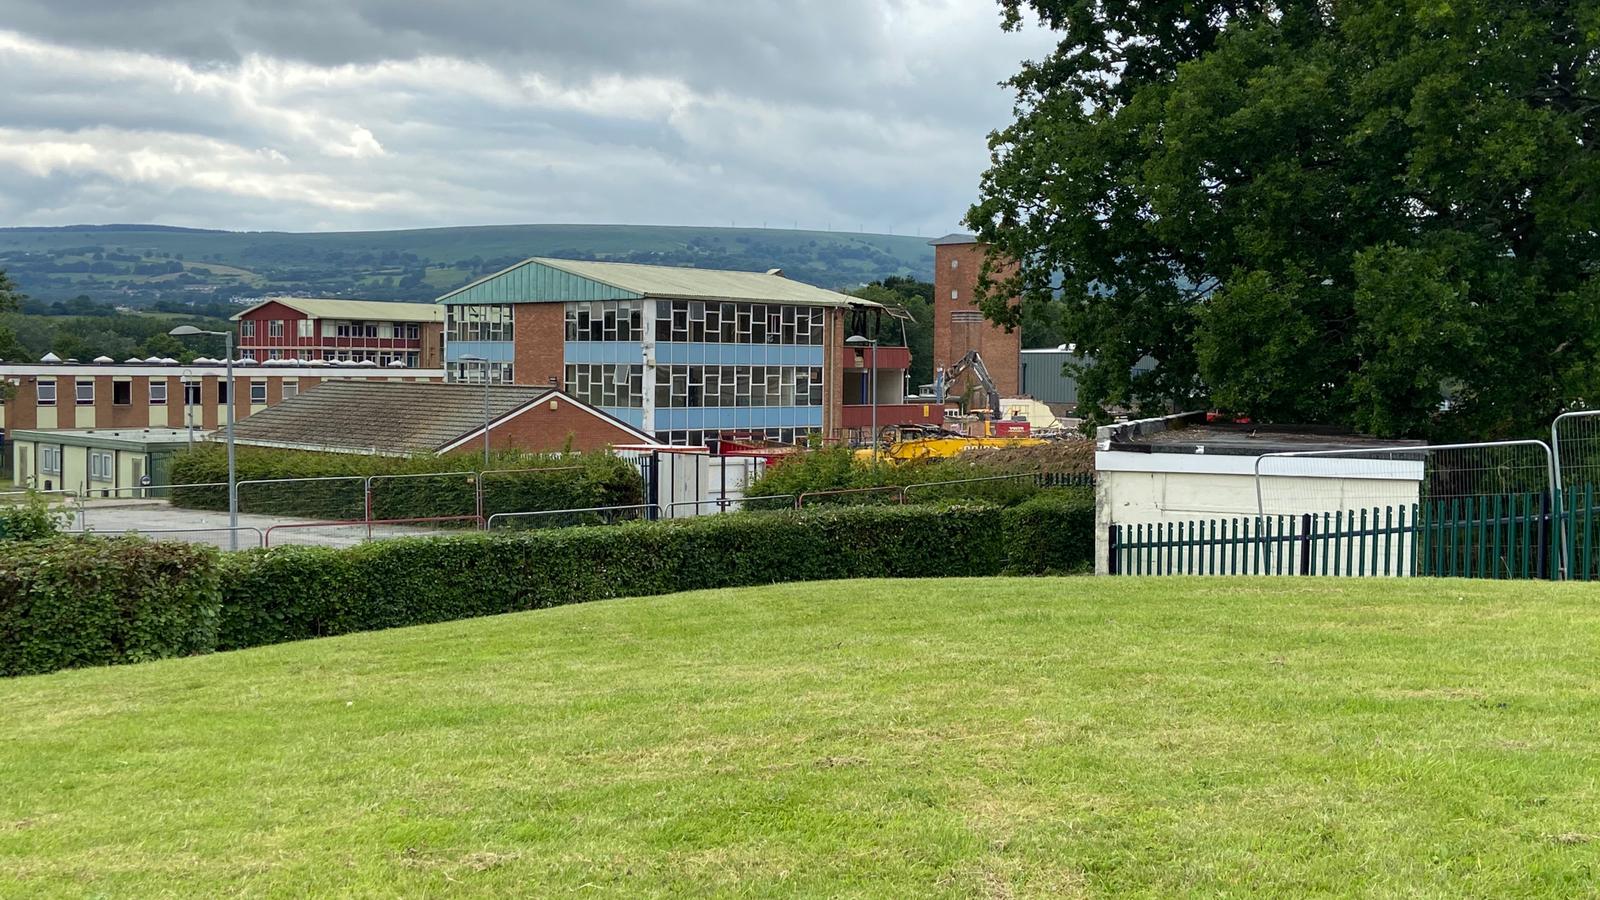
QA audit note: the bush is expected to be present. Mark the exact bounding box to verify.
[1002,490,1096,575]
[167,445,643,523]
[0,492,72,542]
[745,444,1091,509]
[217,505,1006,650]
[0,537,221,676]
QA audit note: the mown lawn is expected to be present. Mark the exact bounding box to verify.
[3,577,1600,897]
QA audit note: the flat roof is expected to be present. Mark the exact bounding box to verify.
[1099,412,1424,457]
[10,427,204,450]
[0,363,445,378]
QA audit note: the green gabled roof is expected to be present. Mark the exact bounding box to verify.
[437,257,868,308]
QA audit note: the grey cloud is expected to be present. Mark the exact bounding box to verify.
[0,1,1057,234]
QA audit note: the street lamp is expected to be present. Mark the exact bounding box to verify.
[457,354,491,467]
[169,325,237,549]
[845,334,879,468]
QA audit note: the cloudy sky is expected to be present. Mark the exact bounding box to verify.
[0,1,1055,235]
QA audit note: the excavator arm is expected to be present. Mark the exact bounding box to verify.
[936,350,1001,417]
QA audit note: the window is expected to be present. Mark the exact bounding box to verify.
[564,300,642,343]
[184,380,202,405]
[950,258,959,269]
[268,320,284,338]
[378,322,394,339]
[655,365,822,408]
[89,451,114,483]
[951,310,984,323]
[448,305,515,342]
[951,290,959,300]
[112,381,132,405]
[37,380,56,406]
[655,301,822,346]
[40,445,61,475]
[217,380,229,405]
[240,320,256,338]
[282,380,298,401]
[563,364,644,408]
[406,324,420,340]
[76,380,94,405]
[250,381,267,404]
[267,349,283,360]
[297,319,314,338]
[149,381,167,405]
[448,360,514,384]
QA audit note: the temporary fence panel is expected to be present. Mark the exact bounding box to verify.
[238,475,367,521]
[486,504,661,530]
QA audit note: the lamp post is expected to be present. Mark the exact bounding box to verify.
[169,326,237,549]
[845,334,879,468]
[458,354,491,467]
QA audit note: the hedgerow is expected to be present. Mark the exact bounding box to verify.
[1002,491,1097,575]
[167,444,643,522]
[0,537,220,676]
[745,444,1092,508]
[216,504,1008,649]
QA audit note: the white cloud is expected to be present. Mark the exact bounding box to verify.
[0,3,1057,233]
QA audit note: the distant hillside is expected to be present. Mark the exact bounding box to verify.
[0,224,938,307]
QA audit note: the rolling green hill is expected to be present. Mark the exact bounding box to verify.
[0,224,938,307]
[4,576,1599,895]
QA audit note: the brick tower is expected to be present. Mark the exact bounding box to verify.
[930,234,1021,398]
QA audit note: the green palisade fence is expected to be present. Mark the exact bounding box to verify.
[1109,488,1599,579]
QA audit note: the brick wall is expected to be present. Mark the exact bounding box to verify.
[512,304,565,388]
[932,241,1022,397]
[458,395,642,454]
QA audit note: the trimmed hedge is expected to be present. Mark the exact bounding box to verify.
[1002,491,1096,575]
[0,537,221,676]
[745,444,1090,509]
[168,444,643,523]
[217,505,1006,650]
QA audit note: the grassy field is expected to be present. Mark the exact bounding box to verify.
[4,577,1600,896]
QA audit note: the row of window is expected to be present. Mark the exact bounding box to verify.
[656,365,825,409]
[565,364,644,409]
[35,447,118,481]
[447,305,514,342]
[36,379,276,406]
[240,320,422,340]
[565,300,645,343]
[446,360,515,384]
[654,427,820,448]
[656,301,826,346]
[245,349,420,366]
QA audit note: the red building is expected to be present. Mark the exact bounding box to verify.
[231,298,445,368]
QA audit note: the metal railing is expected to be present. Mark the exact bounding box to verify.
[73,525,267,549]
[664,495,796,516]
[264,515,485,547]
[796,486,906,508]
[486,505,662,530]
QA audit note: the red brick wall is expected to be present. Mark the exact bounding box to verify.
[932,242,1022,397]
[512,304,564,387]
[451,395,641,454]
[824,307,845,440]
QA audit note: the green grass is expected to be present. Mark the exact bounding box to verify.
[4,577,1600,896]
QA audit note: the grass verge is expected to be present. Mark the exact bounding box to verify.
[3,577,1599,896]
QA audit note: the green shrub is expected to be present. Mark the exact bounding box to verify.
[745,445,1090,509]
[217,505,1005,650]
[0,492,72,542]
[0,537,221,676]
[1002,490,1097,575]
[168,445,643,522]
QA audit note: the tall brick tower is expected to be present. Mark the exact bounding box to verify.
[930,234,1021,398]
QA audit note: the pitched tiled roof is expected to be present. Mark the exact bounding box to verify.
[226,381,563,455]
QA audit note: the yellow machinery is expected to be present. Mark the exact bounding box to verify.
[853,425,1047,464]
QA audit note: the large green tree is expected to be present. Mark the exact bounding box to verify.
[968,0,1600,438]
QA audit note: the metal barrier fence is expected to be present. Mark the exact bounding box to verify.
[664,495,796,516]
[74,526,267,550]
[264,515,485,547]
[485,505,662,530]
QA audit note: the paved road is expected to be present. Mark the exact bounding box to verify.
[68,500,447,549]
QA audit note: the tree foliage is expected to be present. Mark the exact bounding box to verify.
[969,0,1600,438]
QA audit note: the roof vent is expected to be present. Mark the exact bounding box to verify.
[765,268,785,277]
[144,356,163,364]
[93,355,114,364]
[124,357,144,364]
[39,352,60,363]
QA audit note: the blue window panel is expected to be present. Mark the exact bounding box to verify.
[563,342,644,365]
[654,407,822,431]
[654,343,824,367]
[597,407,646,429]
[444,340,515,363]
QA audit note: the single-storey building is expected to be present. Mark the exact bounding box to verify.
[1095,412,1425,574]
[11,427,200,496]
[223,380,660,456]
